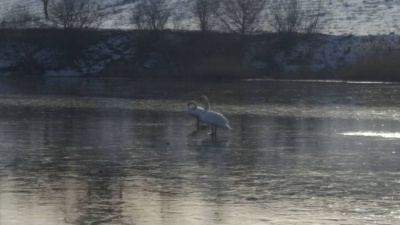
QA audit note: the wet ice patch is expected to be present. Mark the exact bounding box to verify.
[341,132,400,139]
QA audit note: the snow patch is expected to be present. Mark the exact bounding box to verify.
[0,59,13,68]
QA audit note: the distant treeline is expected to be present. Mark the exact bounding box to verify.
[1,0,326,38]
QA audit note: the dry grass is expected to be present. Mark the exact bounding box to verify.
[173,57,254,79]
[126,31,258,79]
[336,53,400,81]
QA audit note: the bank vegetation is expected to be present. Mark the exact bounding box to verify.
[0,0,399,81]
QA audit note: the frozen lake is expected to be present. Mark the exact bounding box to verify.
[0,78,399,224]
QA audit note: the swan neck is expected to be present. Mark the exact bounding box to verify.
[203,98,210,112]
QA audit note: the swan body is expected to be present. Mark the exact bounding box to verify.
[186,101,204,126]
[200,110,231,129]
[199,95,231,136]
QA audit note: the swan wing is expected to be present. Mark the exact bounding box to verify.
[200,110,230,128]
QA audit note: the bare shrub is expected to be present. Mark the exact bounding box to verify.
[131,0,172,31]
[188,0,220,32]
[267,0,326,35]
[170,1,189,30]
[266,0,326,52]
[217,0,267,39]
[49,0,105,29]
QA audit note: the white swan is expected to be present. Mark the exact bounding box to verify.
[186,100,205,127]
[199,95,231,136]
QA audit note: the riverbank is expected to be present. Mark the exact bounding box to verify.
[0,29,399,81]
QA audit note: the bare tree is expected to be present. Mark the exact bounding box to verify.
[268,0,325,35]
[39,0,51,19]
[49,0,105,29]
[170,0,189,30]
[131,0,171,31]
[217,0,267,39]
[188,0,219,32]
[302,0,325,35]
[0,5,38,29]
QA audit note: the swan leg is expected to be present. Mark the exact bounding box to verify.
[209,126,215,136]
[212,127,217,140]
[196,118,200,128]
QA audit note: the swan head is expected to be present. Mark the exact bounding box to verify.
[199,95,208,102]
[187,101,198,109]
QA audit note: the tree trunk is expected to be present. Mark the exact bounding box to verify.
[44,4,49,19]
[42,0,49,19]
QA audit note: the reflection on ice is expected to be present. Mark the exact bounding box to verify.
[342,132,400,139]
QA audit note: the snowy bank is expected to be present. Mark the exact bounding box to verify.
[0,29,399,79]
